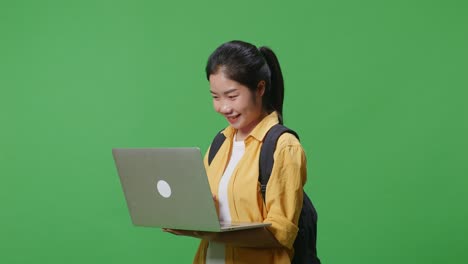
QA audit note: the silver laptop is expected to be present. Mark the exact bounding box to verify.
[112,147,270,232]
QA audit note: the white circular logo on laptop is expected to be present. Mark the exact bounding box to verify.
[157,180,172,198]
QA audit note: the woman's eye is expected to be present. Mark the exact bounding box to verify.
[229,95,238,99]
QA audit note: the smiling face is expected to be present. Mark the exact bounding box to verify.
[209,71,267,141]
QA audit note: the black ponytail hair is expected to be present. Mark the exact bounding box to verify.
[205,40,285,124]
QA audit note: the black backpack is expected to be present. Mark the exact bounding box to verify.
[208,124,321,264]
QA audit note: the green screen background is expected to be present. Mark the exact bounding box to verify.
[1,0,467,263]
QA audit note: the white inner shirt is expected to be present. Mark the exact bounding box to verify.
[206,135,245,264]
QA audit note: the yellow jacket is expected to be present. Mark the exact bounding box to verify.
[193,112,307,264]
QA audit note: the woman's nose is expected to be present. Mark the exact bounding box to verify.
[219,103,232,114]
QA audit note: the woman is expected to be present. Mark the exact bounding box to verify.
[165,40,307,264]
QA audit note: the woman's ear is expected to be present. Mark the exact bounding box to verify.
[257,80,266,97]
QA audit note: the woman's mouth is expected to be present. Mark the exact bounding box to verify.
[226,114,240,124]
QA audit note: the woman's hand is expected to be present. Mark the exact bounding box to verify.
[162,228,217,240]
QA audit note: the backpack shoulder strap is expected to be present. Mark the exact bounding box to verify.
[259,124,299,200]
[208,129,226,166]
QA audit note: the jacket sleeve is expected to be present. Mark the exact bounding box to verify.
[263,133,307,249]
[203,145,210,170]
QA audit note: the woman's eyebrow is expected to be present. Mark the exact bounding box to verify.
[223,88,237,95]
[210,88,238,95]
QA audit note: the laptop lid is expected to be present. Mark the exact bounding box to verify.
[112,148,223,232]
